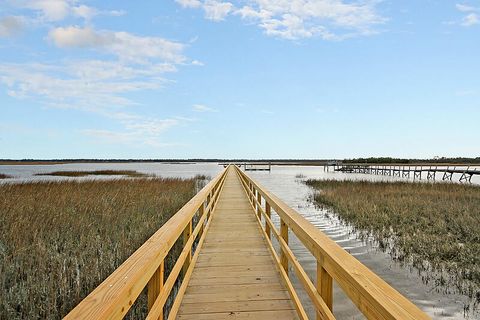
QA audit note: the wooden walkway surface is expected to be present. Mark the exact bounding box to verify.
[177,168,298,319]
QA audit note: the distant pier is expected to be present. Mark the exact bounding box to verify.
[221,162,272,171]
[327,163,480,183]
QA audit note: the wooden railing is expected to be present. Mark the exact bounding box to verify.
[65,166,229,320]
[234,166,430,320]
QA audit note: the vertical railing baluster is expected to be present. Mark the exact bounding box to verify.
[280,219,288,274]
[257,192,261,219]
[198,202,205,237]
[206,193,212,220]
[317,256,333,316]
[147,261,164,316]
[265,202,271,240]
[182,220,192,276]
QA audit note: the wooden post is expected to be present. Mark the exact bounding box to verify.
[280,219,288,273]
[198,203,205,236]
[182,221,192,276]
[317,257,333,316]
[148,261,164,315]
[265,202,271,239]
[257,192,261,219]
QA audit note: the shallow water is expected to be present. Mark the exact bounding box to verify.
[247,167,478,319]
[0,162,478,319]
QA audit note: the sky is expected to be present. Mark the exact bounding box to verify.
[0,0,479,159]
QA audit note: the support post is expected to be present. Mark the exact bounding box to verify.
[182,221,192,276]
[280,219,288,274]
[148,261,164,315]
[257,192,261,219]
[265,202,271,240]
[317,257,333,316]
[206,193,212,220]
[198,203,205,237]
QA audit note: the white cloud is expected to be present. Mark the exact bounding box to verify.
[176,0,233,21]
[48,26,109,47]
[48,26,186,63]
[0,61,189,147]
[176,0,385,40]
[203,0,233,21]
[82,112,187,148]
[175,0,202,8]
[0,60,176,111]
[455,3,480,27]
[71,5,98,20]
[193,104,217,112]
[462,13,479,26]
[0,16,24,37]
[191,59,205,66]
[9,0,125,22]
[456,4,477,12]
[1,2,193,149]
[21,0,71,21]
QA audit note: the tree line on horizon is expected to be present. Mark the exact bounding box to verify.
[1,157,479,164]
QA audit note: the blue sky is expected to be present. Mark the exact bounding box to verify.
[0,0,479,159]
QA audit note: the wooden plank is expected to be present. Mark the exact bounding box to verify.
[177,310,299,319]
[180,290,291,304]
[185,283,286,294]
[191,264,277,272]
[190,270,278,279]
[179,299,295,314]
[188,275,282,285]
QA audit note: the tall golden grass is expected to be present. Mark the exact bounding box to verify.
[35,170,149,177]
[0,177,197,319]
[306,179,480,301]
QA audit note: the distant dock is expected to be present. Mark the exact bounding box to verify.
[221,162,272,171]
[327,163,480,183]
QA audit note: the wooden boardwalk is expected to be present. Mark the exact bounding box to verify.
[66,165,430,320]
[177,169,298,319]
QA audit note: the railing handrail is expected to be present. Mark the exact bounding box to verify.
[234,166,430,320]
[65,166,229,319]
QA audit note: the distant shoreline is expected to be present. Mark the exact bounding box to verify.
[1,157,479,166]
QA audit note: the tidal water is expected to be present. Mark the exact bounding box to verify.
[0,162,478,319]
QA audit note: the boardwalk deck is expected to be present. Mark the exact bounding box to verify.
[66,165,430,320]
[176,169,298,319]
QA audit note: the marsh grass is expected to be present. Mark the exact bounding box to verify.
[0,177,197,319]
[35,170,149,177]
[0,173,12,179]
[305,179,480,301]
